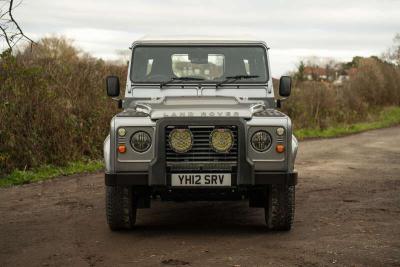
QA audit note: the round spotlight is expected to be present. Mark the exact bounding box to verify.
[169,128,193,153]
[251,130,272,152]
[210,128,234,153]
[130,131,152,152]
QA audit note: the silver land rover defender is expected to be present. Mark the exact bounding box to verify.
[104,36,298,231]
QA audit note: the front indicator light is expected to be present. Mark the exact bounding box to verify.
[118,144,126,153]
[276,144,285,153]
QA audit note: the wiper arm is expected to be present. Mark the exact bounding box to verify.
[160,77,205,88]
[216,75,259,88]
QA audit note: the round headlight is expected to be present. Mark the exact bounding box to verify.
[210,128,234,153]
[276,127,285,136]
[130,131,152,152]
[251,130,272,152]
[169,128,193,153]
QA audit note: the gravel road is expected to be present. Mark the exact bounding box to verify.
[1,127,399,267]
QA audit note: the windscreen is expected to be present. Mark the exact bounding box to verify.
[131,46,268,83]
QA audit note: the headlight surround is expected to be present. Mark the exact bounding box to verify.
[210,128,234,153]
[251,130,272,152]
[169,128,193,153]
[130,131,152,152]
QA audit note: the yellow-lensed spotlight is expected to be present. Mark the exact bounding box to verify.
[169,128,193,153]
[210,128,234,153]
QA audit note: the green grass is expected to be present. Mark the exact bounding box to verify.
[0,160,104,188]
[295,106,400,140]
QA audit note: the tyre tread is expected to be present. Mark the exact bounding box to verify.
[265,184,295,231]
[106,186,136,230]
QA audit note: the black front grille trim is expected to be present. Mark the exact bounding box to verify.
[149,117,253,186]
[166,125,239,163]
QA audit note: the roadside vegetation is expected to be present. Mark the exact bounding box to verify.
[295,106,400,139]
[0,159,103,187]
[0,38,125,177]
[1,35,399,186]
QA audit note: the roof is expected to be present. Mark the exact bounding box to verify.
[133,35,267,45]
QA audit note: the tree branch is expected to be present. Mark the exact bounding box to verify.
[0,0,35,50]
[8,0,35,44]
[0,24,11,49]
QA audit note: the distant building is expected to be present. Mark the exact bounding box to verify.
[302,65,358,85]
[333,75,349,86]
[303,67,329,81]
[333,68,357,86]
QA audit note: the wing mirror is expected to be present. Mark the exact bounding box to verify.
[279,76,292,97]
[106,75,120,97]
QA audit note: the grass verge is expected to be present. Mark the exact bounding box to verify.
[295,106,400,140]
[0,160,103,188]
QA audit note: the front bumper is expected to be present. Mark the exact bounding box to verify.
[105,171,297,187]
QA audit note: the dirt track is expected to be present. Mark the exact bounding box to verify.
[1,127,400,267]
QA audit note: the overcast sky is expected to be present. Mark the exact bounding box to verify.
[10,0,400,76]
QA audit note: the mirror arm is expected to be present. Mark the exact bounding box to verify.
[112,97,123,109]
[276,97,288,109]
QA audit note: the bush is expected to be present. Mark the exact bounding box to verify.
[281,57,400,130]
[0,37,126,174]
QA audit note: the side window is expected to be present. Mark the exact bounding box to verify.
[145,59,154,75]
[243,59,250,75]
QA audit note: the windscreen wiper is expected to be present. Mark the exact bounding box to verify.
[160,77,205,88]
[216,75,259,88]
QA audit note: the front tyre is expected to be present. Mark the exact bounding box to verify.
[265,184,295,231]
[106,186,137,230]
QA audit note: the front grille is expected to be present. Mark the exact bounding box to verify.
[165,125,238,164]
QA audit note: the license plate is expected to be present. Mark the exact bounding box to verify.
[171,173,231,186]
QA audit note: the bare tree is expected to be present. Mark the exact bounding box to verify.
[0,0,35,51]
[383,33,400,65]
